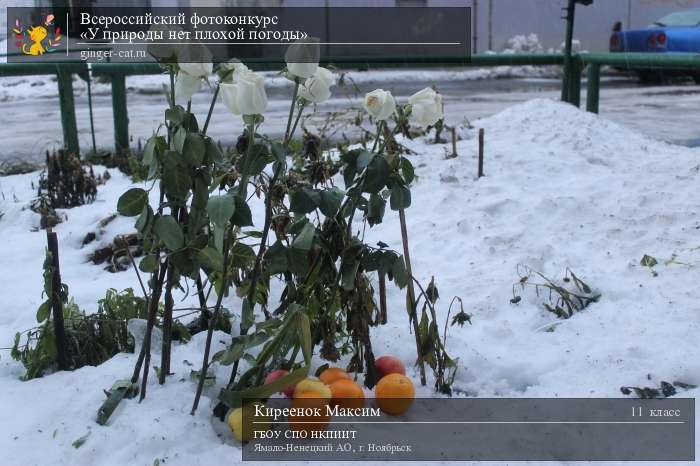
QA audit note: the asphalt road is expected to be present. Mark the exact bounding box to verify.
[2,73,700,163]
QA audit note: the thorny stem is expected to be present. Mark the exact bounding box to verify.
[398,208,427,386]
[190,223,234,414]
[371,120,386,153]
[224,89,304,392]
[138,262,168,401]
[192,120,257,414]
[284,79,300,145]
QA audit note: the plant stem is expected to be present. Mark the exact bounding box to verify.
[223,92,303,392]
[284,79,300,145]
[203,69,234,136]
[138,261,168,401]
[289,102,306,141]
[398,208,427,386]
[192,120,256,414]
[159,264,175,384]
[190,224,234,414]
[202,85,220,136]
[371,121,385,153]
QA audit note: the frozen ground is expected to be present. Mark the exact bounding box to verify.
[0,98,698,465]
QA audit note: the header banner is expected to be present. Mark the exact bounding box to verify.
[6,6,472,64]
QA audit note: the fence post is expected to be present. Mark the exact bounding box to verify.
[56,67,79,156]
[561,0,576,103]
[111,73,130,153]
[46,229,68,370]
[569,58,582,108]
[478,128,485,177]
[586,63,601,114]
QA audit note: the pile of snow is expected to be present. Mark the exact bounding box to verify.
[1,99,699,465]
[501,33,546,54]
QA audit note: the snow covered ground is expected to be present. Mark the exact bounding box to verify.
[1,98,699,465]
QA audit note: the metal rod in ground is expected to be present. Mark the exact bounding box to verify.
[86,64,97,156]
[398,208,427,386]
[478,128,485,178]
[46,229,68,370]
[378,272,387,325]
[451,127,458,158]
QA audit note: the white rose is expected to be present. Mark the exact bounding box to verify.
[285,38,320,79]
[220,82,241,115]
[220,70,268,116]
[298,67,335,103]
[408,87,443,127]
[363,89,396,121]
[219,60,249,82]
[177,43,213,77]
[178,62,212,79]
[175,72,202,105]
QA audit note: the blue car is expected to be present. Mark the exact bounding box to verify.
[609,9,700,82]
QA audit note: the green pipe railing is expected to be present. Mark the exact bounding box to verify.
[578,52,700,114]
[1,51,698,154]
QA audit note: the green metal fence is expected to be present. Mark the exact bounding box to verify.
[0,52,698,155]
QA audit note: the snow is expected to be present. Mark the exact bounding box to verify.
[1,98,699,465]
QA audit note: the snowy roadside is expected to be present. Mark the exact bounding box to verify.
[1,99,699,466]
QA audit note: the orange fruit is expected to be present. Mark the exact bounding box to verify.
[289,391,330,434]
[329,379,365,409]
[319,367,351,385]
[375,373,415,415]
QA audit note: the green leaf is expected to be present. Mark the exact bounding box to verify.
[142,136,166,168]
[117,188,148,217]
[213,224,225,254]
[289,188,320,214]
[183,133,206,167]
[230,243,256,268]
[173,127,187,153]
[165,106,185,125]
[207,195,235,227]
[243,114,264,126]
[36,300,50,323]
[362,155,390,194]
[218,367,308,409]
[296,312,312,365]
[135,205,154,234]
[162,152,191,202]
[367,193,386,225]
[264,241,289,275]
[291,222,315,251]
[319,187,344,217]
[357,151,374,170]
[139,254,157,273]
[400,157,415,184]
[197,246,224,273]
[390,183,411,211]
[340,256,360,291]
[392,255,408,289]
[270,141,286,163]
[205,139,223,164]
[154,215,184,251]
[241,298,254,334]
[240,143,269,177]
[231,194,253,227]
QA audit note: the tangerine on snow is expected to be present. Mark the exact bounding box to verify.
[319,367,351,385]
[374,373,415,415]
[329,379,365,409]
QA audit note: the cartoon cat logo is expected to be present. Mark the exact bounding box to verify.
[13,14,62,56]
